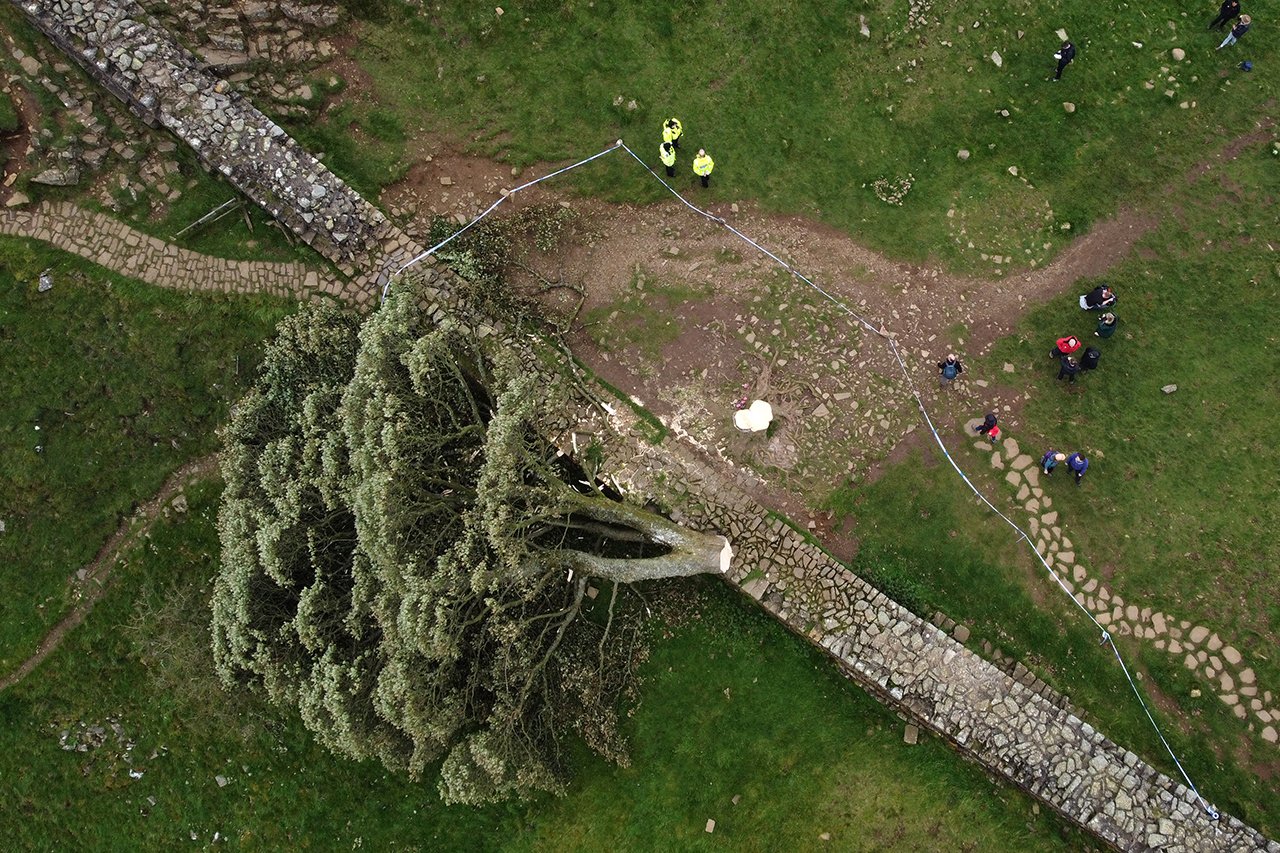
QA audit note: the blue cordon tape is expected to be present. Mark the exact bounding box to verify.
[391,140,1219,820]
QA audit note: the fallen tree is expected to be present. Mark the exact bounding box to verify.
[212,286,729,803]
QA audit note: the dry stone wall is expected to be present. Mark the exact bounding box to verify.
[590,403,1277,853]
[12,0,1277,845]
[9,0,422,303]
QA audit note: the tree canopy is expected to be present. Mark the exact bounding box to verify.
[211,286,729,803]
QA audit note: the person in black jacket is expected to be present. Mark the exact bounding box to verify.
[1209,0,1242,31]
[1081,347,1101,371]
[1217,15,1252,49]
[1053,40,1076,81]
[1057,355,1081,384]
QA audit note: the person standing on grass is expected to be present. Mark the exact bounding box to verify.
[1052,40,1076,81]
[1066,451,1089,485]
[1057,355,1081,384]
[1209,0,1242,30]
[1080,284,1116,310]
[1081,346,1101,371]
[1095,312,1118,339]
[937,354,964,389]
[662,117,683,149]
[1217,15,1252,49]
[1050,335,1082,359]
[659,141,677,178]
[1041,449,1067,475]
[693,148,715,188]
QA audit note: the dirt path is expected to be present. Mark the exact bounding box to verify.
[376,137,1168,533]
[0,454,218,693]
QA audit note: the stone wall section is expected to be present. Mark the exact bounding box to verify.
[11,0,1277,845]
[10,0,423,304]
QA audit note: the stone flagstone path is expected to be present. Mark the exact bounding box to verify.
[968,420,1279,746]
[0,200,344,301]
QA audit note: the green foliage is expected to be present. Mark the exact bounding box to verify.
[212,290,723,804]
[0,236,289,671]
[1,490,1094,850]
[428,203,581,289]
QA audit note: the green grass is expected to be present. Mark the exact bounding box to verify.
[822,142,1280,831]
[981,139,1280,690]
[0,89,18,134]
[345,1,1278,273]
[826,455,1280,835]
[280,102,409,201]
[583,272,713,359]
[0,237,293,672]
[0,479,1099,851]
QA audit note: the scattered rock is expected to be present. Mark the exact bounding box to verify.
[1007,166,1018,176]
[1063,102,1075,114]
[705,819,716,833]
[1056,28,1069,41]
[903,724,919,745]
[38,269,53,293]
[990,50,1003,68]
[957,149,971,161]
[215,775,229,787]
[31,165,81,187]
[439,176,453,186]
[1171,48,1185,61]
[953,624,970,643]
[5,192,30,208]
[1161,384,1177,394]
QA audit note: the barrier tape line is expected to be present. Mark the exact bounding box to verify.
[382,138,1218,818]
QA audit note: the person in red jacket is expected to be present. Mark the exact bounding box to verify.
[1050,335,1082,359]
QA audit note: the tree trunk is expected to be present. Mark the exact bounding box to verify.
[549,489,732,583]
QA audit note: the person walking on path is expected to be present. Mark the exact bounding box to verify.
[1050,335,1082,359]
[1217,15,1252,49]
[1209,0,1242,30]
[1066,452,1089,485]
[1081,346,1101,371]
[1052,40,1076,81]
[1095,312,1118,339]
[659,141,677,178]
[693,149,715,188]
[662,117,683,149]
[1080,284,1117,311]
[937,354,964,388]
[1041,449,1067,475]
[1057,355,1082,384]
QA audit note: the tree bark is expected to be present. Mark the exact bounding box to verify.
[547,489,732,583]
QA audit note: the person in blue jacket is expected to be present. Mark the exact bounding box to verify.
[1066,452,1089,485]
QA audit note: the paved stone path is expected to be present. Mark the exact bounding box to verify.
[0,200,343,301]
[969,422,1279,746]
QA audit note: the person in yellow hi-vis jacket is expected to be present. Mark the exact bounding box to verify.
[659,141,677,177]
[662,117,683,149]
[693,148,714,188]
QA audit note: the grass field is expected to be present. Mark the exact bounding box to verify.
[0,237,292,672]
[825,133,1280,834]
[0,479,1100,851]
[343,0,1277,274]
